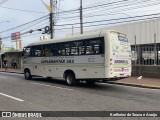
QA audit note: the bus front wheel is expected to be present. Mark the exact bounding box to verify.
[65,73,77,86]
[24,70,32,80]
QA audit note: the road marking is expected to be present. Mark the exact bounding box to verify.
[0,93,24,102]
[32,82,73,91]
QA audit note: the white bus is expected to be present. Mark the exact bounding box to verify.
[21,30,131,85]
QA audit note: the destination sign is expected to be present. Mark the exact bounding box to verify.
[41,59,74,64]
[114,60,128,64]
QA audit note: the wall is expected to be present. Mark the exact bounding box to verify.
[3,51,22,69]
[132,65,160,78]
[107,18,160,45]
[85,18,160,45]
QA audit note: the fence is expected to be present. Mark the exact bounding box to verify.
[131,44,160,65]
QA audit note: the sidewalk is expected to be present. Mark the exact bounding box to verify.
[0,68,22,74]
[0,68,160,89]
[107,77,160,90]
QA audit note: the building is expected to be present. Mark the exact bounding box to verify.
[105,18,160,78]
[82,18,160,78]
[106,18,160,66]
[0,46,21,69]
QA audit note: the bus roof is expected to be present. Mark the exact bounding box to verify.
[26,30,124,47]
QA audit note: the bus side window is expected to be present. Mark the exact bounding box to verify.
[94,44,100,54]
[50,43,59,56]
[42,45,52,57]
[78,46,85,55]
[70,42,78,55]
[56,43,65,56]
[35,50,41,56]
[70,41,85,55]
[99,38,104,54]
[90,38,104,54]
[71,46,77,55]
[24,47,31,57]
[86,46,92,54]
[86,40,93,55]
[78,40,85,55]
[64,43,70,56]
[32,46,42,57]
[43,49,51,57]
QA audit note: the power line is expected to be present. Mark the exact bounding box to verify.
[54,0,61,25]
[56,0,130,16]
[0,5,45,13]
[82,1,160,19]
[0,0,8,5]
[54,15,160,30]
[54,12,160,27]
[83,0,156,16]
[1,28,44,40]
[54,0,146,20]
[19,17,49,33]
[54,0,128,16]
[2,0,160,40]
[0,14,49,34]
[83,0,129,10]
[2,12,160,40]
[56,0,160,23]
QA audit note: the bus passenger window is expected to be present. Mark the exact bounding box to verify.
[94,45,100,54]
[32,46,42,57]
[89,38,104,54]
[86,46,92,54]
[79,46,85,55]
[43,49,51,57]
[71,47,78,55]
[65,47,70,55]
[50,44,59,56]
[35,50,41,56]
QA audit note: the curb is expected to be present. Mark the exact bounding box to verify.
[107,82,160,90]
[0,70,23,74]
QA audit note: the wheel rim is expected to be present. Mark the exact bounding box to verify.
[66,75,73,85]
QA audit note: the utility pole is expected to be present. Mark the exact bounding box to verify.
[134,35,137,65]
[0,36,2,51]
[50,0,54,39]
[154,33,157,65]
[80,0,83,34]
[72,26,74,35]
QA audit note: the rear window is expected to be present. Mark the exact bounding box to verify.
[118,36,128,42]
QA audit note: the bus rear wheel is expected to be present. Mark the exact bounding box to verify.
[24,70,32,80]
[65,73,78,86]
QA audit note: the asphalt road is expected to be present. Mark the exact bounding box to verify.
[0,72,160,120]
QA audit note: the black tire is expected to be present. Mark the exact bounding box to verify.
[86,80,96,85]
[65,73,78,86]
[46,77,52,80]
[24,70,32,80]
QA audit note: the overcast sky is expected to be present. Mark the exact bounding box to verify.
[0,0,160,48]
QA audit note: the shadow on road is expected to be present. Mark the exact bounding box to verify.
[26,77,115,90]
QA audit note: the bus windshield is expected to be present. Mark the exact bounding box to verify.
[23,47,31,56]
